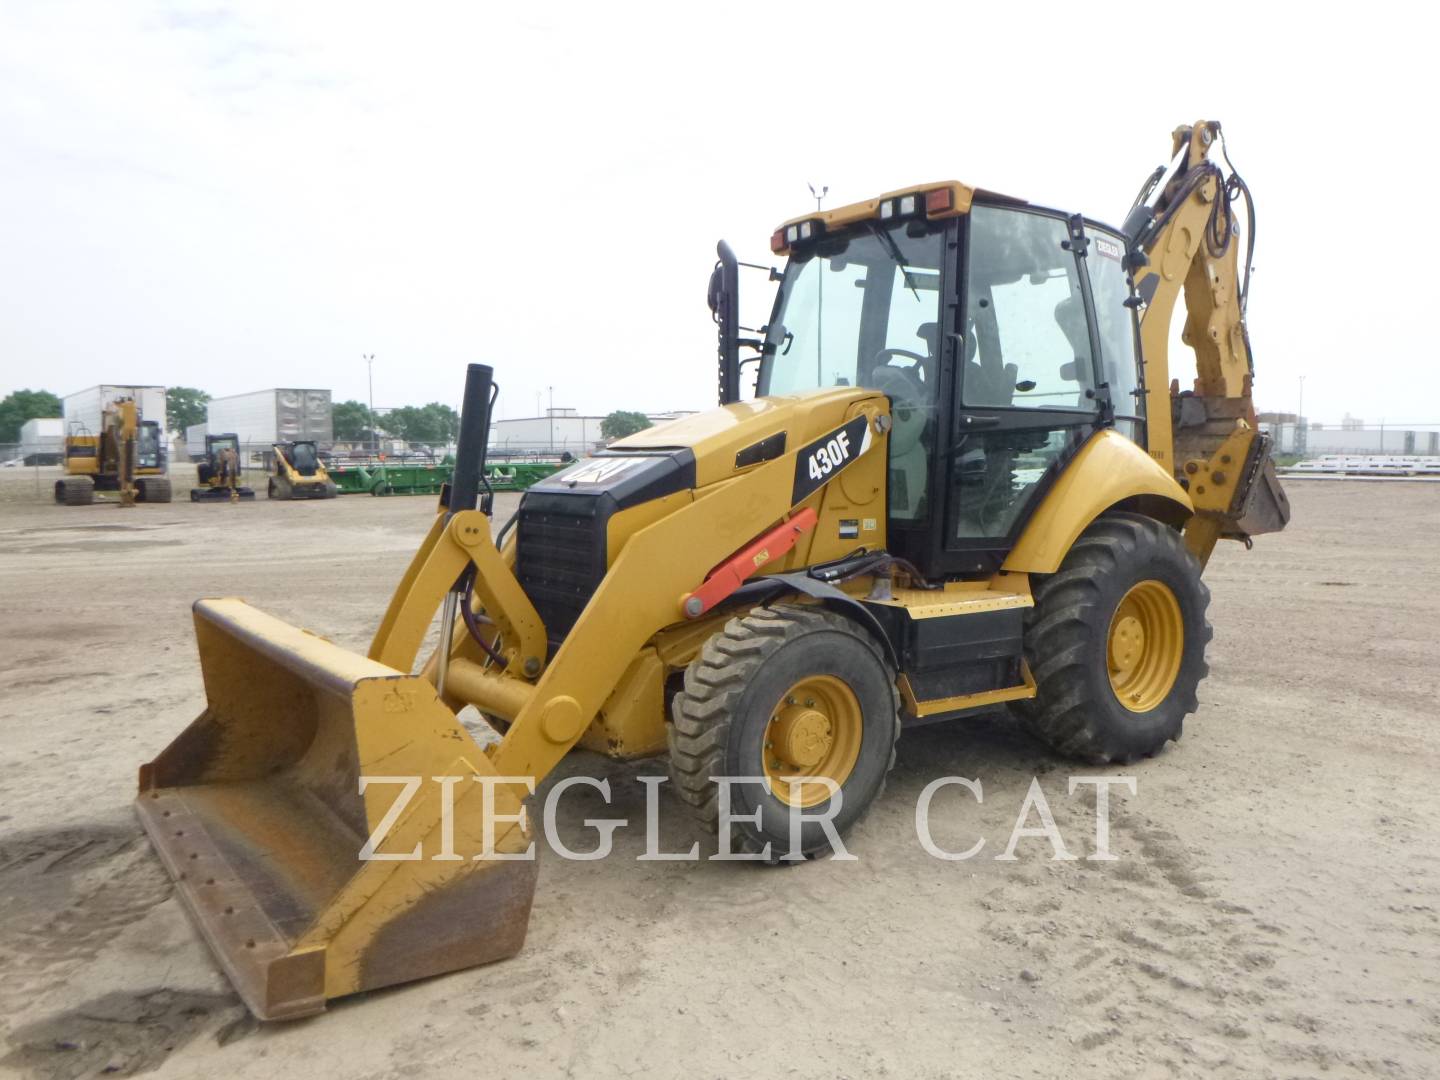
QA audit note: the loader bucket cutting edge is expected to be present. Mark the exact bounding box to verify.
[136,597,538,1021]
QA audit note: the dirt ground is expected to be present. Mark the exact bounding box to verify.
[0,469,1436,1080]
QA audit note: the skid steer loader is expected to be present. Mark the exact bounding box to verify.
[138,120,1288,1020]
[267,440,338,500]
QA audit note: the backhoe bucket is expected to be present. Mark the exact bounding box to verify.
[136,598,538,1020]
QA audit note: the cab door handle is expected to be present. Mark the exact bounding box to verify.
[961,415,1001,429]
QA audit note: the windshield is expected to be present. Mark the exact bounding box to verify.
[290,442,319,473]
[758,219,945,523]
[137,423,161,468]
[759,220,945,402]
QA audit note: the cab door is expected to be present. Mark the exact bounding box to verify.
[940,204,1104,574]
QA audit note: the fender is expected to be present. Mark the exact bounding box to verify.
[1002,429,1193,575]
[730,570,901,670]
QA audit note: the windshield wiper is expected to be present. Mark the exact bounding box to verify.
[865,222,920,301]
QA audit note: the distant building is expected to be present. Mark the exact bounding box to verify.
[490,408,605,456]
[1264,420,1440,456]
[489,408,702,456]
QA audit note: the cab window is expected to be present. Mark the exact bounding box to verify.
[963,207,1097,411]
[1086,227,1143,423]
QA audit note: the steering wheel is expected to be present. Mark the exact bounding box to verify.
[870,347,929,406]
[869,348,931,453]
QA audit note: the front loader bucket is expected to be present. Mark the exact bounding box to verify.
[137,598,538,1020]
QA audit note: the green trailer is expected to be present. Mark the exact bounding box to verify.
[329,459,563,496]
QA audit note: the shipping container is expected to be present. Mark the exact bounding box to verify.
[62,385,168,442]
[205,389,332,451]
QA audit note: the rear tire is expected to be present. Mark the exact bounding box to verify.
[1020,512,1211,764]
[668,604,900,862]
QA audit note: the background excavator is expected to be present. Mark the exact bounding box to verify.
[137,120,1287,1020]
[191,433,256,502]
[55,397,172,506]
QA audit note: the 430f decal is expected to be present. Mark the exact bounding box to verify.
[791,416,873,504]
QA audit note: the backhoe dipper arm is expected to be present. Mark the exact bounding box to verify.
[1124,120,1289,564]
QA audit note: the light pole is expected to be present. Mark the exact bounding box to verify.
[1296,375,1306,456]
[364,354,376,457]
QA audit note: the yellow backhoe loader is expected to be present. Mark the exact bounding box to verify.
[138,120,1288,1020]
[56,397,172,506]
[267,440,338,500]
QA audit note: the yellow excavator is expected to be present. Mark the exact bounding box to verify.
[56,397,172,506]
[137,121,1288,1019]
[190,433,256,502]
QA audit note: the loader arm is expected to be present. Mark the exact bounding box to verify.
[372,402,888,798]
[1126,120,1289,564]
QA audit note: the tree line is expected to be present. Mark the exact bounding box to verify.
[3,388,656,447]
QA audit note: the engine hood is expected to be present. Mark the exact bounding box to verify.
[611,387,883,487]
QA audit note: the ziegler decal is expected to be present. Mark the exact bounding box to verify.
[791,417,873,504]
[1094,236,1123,261]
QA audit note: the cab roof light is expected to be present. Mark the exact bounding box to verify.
[880,194,921,221]
[925,187,954,214]
[776,219,823,252]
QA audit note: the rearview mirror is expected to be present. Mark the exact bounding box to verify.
[1059,361,1077,381]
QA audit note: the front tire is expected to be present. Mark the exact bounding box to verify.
[668,604,900,862]
[1020,512,1211,764]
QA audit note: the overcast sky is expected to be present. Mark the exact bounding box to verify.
[1,2,1433,428]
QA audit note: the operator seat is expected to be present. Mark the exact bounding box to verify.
[961,317,1018,407]
[871,323,939,521]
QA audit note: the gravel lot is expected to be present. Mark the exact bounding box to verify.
[0,471,1436,1079]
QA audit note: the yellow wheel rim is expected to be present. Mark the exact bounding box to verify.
[762,674,863,807]
[1107,579,1184,713]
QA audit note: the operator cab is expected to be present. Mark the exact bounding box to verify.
[137,421,163,470]
[751,188,1144,577]
[280,440,322,476]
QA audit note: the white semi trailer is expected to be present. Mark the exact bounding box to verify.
[62,385,168,443]
[205,389,332,458]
